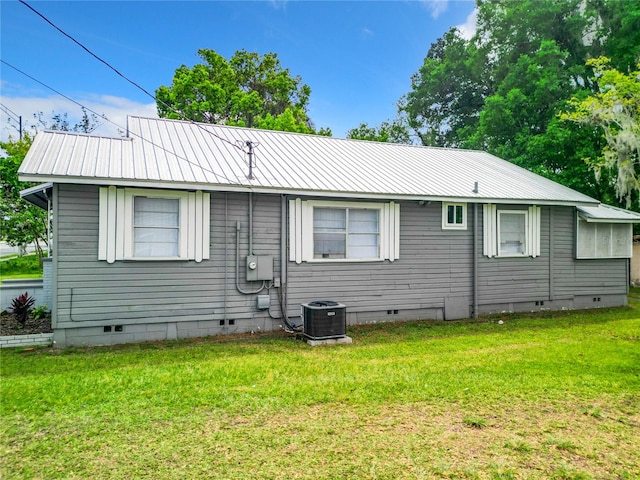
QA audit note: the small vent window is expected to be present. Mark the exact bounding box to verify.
[442,202,467,230]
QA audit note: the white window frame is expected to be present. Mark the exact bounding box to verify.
[99,186,210,263]
[442,202,467,230]
[289,199,400,263]
[576,218,632,259]
[483,204,541,258]
[497,210,528,257]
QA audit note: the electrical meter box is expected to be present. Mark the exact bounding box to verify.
[246,255,274,281]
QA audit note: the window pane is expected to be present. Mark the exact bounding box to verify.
[455,205,463,224]
[314,208,346,258]
[134,197,179,227]
[349,209,378,233]
[314,233,346,258]
[348,234,379,258]
[134,228,179,257]
[314,208,346,231]
[348,209,379,258]
[134,197,180,257]
[447,205,455,224]
[499,213,526,255]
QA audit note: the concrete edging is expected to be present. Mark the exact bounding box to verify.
[0,333,53,349]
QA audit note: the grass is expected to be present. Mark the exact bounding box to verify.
[0,253,43,280]
[1,303,639,479]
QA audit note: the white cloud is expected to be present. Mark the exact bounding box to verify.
[0,94,157,142]
[421,0,448,19]
[455,8,478,40]
[362,27,374,37]
[268,0,288,10]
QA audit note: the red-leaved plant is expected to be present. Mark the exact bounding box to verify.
[10,292,36,326]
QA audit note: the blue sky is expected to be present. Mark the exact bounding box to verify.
[1,0,477,141]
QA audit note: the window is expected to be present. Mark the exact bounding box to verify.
[99,187,210,263]
[133,197,180,257]
[576,218,632,259]
[289,199,400,263]
[442,202,467,230]
[313,207,379,259]
[498,211,527,256]
[483,204,541,258]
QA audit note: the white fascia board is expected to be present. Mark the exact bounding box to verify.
[579,216,640,223]
[18,174,600,207]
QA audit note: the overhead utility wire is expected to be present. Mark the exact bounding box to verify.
[0,102,21,122]
[1,59,240,185]
[19,0,245,152]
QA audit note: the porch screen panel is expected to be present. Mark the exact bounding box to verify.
[612,224,631,257]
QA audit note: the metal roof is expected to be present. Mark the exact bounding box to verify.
[19,115,600,205]
[578,204,640,223]
[20,182,52,209]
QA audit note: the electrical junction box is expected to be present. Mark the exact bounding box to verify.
[246,255,274,282]
[256,294,270,310]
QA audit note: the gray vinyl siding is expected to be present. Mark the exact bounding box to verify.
[286,201,474,320]
[476,206,551,305]
[551,206,628,298]
[52,186,630,345]
[54,185,283,333]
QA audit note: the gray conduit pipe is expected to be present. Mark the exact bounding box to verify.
[235,221,265,295]
[473,203,478,318]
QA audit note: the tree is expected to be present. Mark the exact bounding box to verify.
[156,49,316,133]
[0,134,48,260]
[562,58,640,207]
[399,0,640,206]
[346,118,411,144]
[33,107,104,134]
[0,109,106,262]
[402,28,487,147]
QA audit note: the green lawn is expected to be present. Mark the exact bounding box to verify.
[1,303,639,479]
[0,253,43,280]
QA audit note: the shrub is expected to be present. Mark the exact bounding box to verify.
[32,305,49,320]
[9,292,36,326]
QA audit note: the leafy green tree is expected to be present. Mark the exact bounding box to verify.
[156,49,316,133]
[402,28,486,147]
[400,0,639,206]
[0,134,48,260]
[346,118,411,144]
[594,1,640,73]
[562,58,640,207]
[0,109,104,262]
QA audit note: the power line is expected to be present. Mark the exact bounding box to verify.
[1,59,241,185]
[0,102,24,139]
[19,0,244,152]
[0,102,21,121]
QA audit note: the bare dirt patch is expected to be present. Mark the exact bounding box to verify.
[0,311,52,336]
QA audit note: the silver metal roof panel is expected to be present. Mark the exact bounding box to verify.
[19,116,601,206]
[578,204,640,223]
